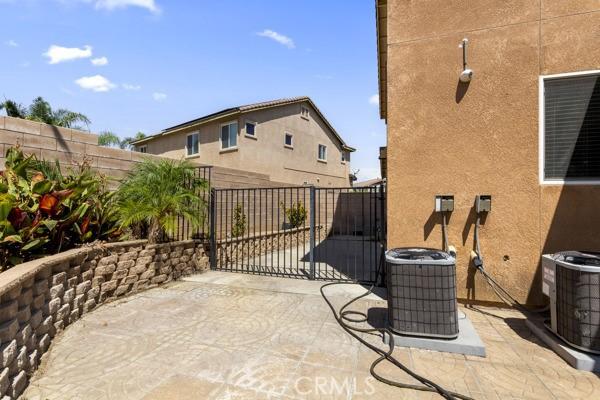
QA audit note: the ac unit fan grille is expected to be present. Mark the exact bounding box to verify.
[387,263,458,337]
[556,265,600,352]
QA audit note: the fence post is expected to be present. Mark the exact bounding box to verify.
[209,188,217,270]
[309,185,316,280]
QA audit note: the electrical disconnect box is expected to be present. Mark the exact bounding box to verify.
[435,195,454,212]
[476,195,492,213]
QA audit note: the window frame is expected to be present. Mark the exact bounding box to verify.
[284,132,294,149]
[301,105,310,120]
[138,145,147,154]
[245,120,257,139]
[220,120,238,151]
[185,132,200,157]
[318,144,327,162]
[539,70,600,185]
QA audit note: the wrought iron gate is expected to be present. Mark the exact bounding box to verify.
[209,185,385,284]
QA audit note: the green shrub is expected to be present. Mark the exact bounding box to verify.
[0,146,120,268]
[282,201,307,228]
[231,203,246,237]
[115,158,208,243]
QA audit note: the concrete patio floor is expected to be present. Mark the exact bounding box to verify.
[23,271,600,400]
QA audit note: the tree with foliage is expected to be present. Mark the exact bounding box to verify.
[0,97,90,130]
[231,204,246,237]
[98,131,146,150]
[0,147,120,268]
[115,158,207,243]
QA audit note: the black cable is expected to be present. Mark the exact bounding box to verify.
[320,253,474,400]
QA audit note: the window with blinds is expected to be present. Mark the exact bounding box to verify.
[544,74,600,181]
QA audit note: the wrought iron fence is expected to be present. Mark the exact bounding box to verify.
[173,166,212,241]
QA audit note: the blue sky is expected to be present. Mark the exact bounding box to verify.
[0,0,385,180]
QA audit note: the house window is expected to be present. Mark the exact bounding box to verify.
[138,145,147,153]
[284,132,293,148]
[221,121,238,149]
[245,121,256,137]
[186,133,199,156]
[318,144,327,161]
[542,72,600,182]
[301,106,309,120]
[342,151,349,163]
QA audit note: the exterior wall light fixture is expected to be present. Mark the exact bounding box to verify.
[459,38,473,83]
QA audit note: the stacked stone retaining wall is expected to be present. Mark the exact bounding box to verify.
[0,239,208,399]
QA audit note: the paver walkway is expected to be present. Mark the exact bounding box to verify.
[23,272,600,399]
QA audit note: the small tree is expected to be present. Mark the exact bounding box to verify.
[231,203,246,237]
[281,201,307,228]
[0,97,90,130]
[116,158,207,243]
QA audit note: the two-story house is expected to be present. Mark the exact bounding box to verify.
[132,97,355,186]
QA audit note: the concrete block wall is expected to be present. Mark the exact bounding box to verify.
[0,239,208,399]
[0,116,287,189]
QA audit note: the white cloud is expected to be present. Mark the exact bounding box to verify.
[257,29,295,49]
[95,0,160,14]
[122,83,141,90]
[91,56,108,66]
[368,94,379,105]
[44,45,92,64]
[6,40,18,47]
[75,75,116,92]
[152,92,167,101]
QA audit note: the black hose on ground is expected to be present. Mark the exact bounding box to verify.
[320,253,474,400]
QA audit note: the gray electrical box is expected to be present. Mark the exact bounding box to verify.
[476,195,491,213]
[435,195,454,212]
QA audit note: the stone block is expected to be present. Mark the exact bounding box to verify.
[87,287,100,300]
[32,280,48,296]
[27,350,38,374]
[117,260,135,270]
[135,256,153,266]
[11,346,26,377]
[63,288,75,304]
[16,306,30,324]
[160,264,173,275]
[35,316,53,336]
[9,370,26,398]
[37,333,50,353]
[0,368,7,397]
[17,289,33,308]
[112,269,128,280]
[114,285,130,297]
[151,274,167,284]
[128,264,147,276]
[98,254,118,266]
[67,276,79,289]
[0,341,17,369]
[81,269,93,281]
[92,276,105,287]
[0,287,20,303]
[53,320,64,335]
[43,298,61,316]
[122,275,138,285]
[50,272,66,286]
[69,309,79,323]
[139,269,155,280]
[83,299,96,313]
[51,261,69,273]
[56,304,70,322]
[101,280,117,293]
[30,311,42,331]
[0,320,18,343]
[118,251,138,262]
[76,281,91,296]
[15,324,31,348]
[94,264,116,276]
[138,249,156,258]
[32,294,45,310]
[0,301,18,324]
[49,284,64,300]
[73,294,85,310]
[25,333,36,352]
[35,267,52,280]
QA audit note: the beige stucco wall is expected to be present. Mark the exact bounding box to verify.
[138,102,351,187]
[383,0,600,304]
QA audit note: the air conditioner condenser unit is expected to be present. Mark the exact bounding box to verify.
[542,251,600,354]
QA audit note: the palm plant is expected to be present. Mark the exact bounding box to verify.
[0,97,90,130]
[98,131,121,147]
[116,158,208,243]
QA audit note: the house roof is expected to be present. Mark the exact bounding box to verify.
[376,0,388,120]
[354,178,384,187]
[131,96,355,151]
